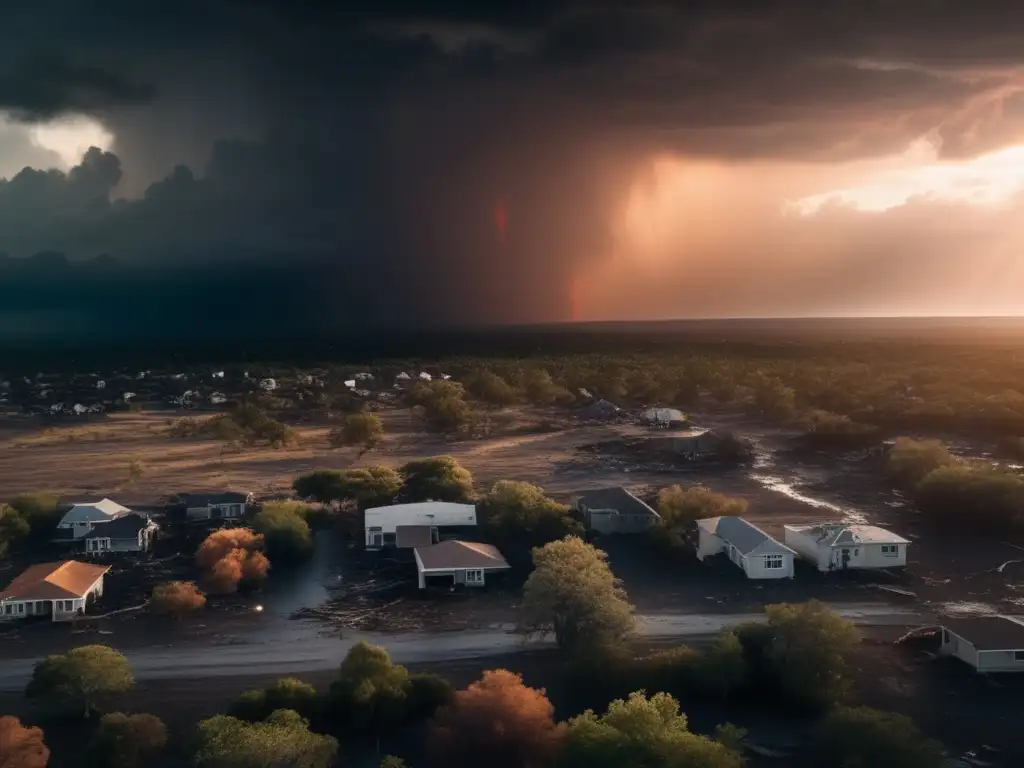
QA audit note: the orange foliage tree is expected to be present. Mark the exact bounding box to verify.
[0,716,50,768]
[196,529,270,594]
[427,670,564,768]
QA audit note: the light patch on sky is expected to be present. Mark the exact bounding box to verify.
[28,115,114,166]
[789,139,1024,215]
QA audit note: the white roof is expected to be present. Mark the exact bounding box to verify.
[61,498,131,525]
[642,407,687,423]
[699,516,796,556]
[785,523,910,546]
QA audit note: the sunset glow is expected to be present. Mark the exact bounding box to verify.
[29,115,113,167]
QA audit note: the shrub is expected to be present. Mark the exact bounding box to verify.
[813,706,944,768]
[253,503,314,563]
[657,485,747,527]
[885,437,957,488]
[150,580,206,617]
[84,712,168,768]
[480,480,584,566]
[329,412,384,450]
[193,710,338,768]
[196,529,270,594]
[229,678,320,723]
[0,715,50,768]
[400,456,474,503]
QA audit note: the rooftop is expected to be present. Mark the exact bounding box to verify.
[415,540,510,571]
[175,491,251,506]
[576,487,660,518]
[699,516,797,556]
[84,512,154,539]
[0,561,111,601]
[396,525,434,549]
[942,615,1024,651]
[787,523,910,546]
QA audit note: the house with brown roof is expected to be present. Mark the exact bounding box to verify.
[413,540,510,590]
[0,561,111,621]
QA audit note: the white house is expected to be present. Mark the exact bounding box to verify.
[574,487,660,535]
[364,501,477,549]
[938,615,1024,673]
[784,523,910,572]
[57,498,132,540]
[696,516,796,579]
[0,561,111,621]
[84,513,159,554]
[177,491,254,522]
[414,540,510,590]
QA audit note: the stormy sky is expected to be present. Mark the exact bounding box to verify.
[4,1,1024,342]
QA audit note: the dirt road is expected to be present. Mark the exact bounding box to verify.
[0,603,924,692]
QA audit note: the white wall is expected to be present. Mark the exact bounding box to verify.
[783,527,829,570]
[784,527,909,571]
[977,650,1024,673]
[696,527,724,560]
[365,502,476,545]
[743,553,795,579]
[940,629,980,668]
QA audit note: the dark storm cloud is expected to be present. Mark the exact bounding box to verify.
[4,1,1024,340]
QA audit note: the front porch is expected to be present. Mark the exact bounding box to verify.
[1,596,90,621]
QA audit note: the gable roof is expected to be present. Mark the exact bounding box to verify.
[698,516,796,556]
[175,491,251,507]
[941,615,1024,651]
[576,487,660,518]
[788,523,910,547]
[60,498,130,524]
[415,540,510,570]
[84,512,154,539]
[0,561,111,601]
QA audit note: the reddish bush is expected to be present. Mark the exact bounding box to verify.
[196,529,269,594]
[0,716,50,768]
[150,581,206,617]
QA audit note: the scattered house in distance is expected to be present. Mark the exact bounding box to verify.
[56,498,132,541]
[84,512,159,554]
[414,540,510,590]
[641,407,689,429]
[364,501,477,550]
[938,615,1024,673]
[578,399,621,421]
[696,516,796,579]
[175,491,254,523]
[0,561,111,621]
[574,487,660,535]
[784,523,910,572]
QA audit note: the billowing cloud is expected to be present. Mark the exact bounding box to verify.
[3,1,1024,340]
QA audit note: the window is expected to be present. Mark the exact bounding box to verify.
[3,605,11,615]
[881,544,899,556]
[465,569,485,584]
[764,555,785,570]
[1014,651,1024,661]
[943,630,950,643]
[16,603,24,614]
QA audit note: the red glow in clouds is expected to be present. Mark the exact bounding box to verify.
[494,199,507,242]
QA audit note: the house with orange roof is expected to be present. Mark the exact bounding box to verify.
[0,561,111,621]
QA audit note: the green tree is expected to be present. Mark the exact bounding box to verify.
[406,381,477,433]
[464,369,518,406]
[0,504,30,556]
[193,710,338,768]
[427,669,564,768]
[519,368,572,406]
[656,486,747,527]
[253,504,314,563]
[379,758,406,768]
[330,412,385,450]
[229,678,320,723]
[885,437,957,489]
[400,456,474,503]
[407,673,456,721]
[335,466,403,509]
[691,631,747,700]
[8,493,61,544]
[738,601,861,710]
[293,469,347,503]
[83,712,168,768]
[326,642,410,754]
[480,481,584,564]
[562,691,742,768]
[26,645,134,717]
[519,537,634,652]
[814,706,944,768]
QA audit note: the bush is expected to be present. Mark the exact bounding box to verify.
[193,710,338,768]
[293,469,346,503]
[656,485,747,527]
[480,480,584,566]
[150,580,206,617]
[196,529,270,594]
[464,369,519,406]
[0,715,50,768]
[0,504,30,557]
[914,464,1024,531]
[798,410,880,450]
[84,712,168,768]
[8,493,61,544]
[407,673,456,721]
[813,706,944,768]
[253,503,314,563]
[406,380,477,433]
[885,438,958,488]
[229,678,320,723]
[329,412,384,450]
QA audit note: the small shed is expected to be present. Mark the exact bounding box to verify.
[575,487,660,534]
[414,540,510,589]
[784,523,910,572]
[696,516,796,579]
[938,615,1024,673]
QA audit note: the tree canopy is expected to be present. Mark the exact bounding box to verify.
[193,710,338,768]
[480,481,584,563]
[562,691,742,768]
[150,581,206,617]
[519,537,634,651]
[330,412,384,450]
[399,456,474,503]
[195,528,270,594]
[656,486,748,527]
[229,678,320,723]
[0,716,50,768]
[814,706,944,768]
[427,670,564,768]
[253,503,314,563]
[26,645,134,717]
[83,712,168,768]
